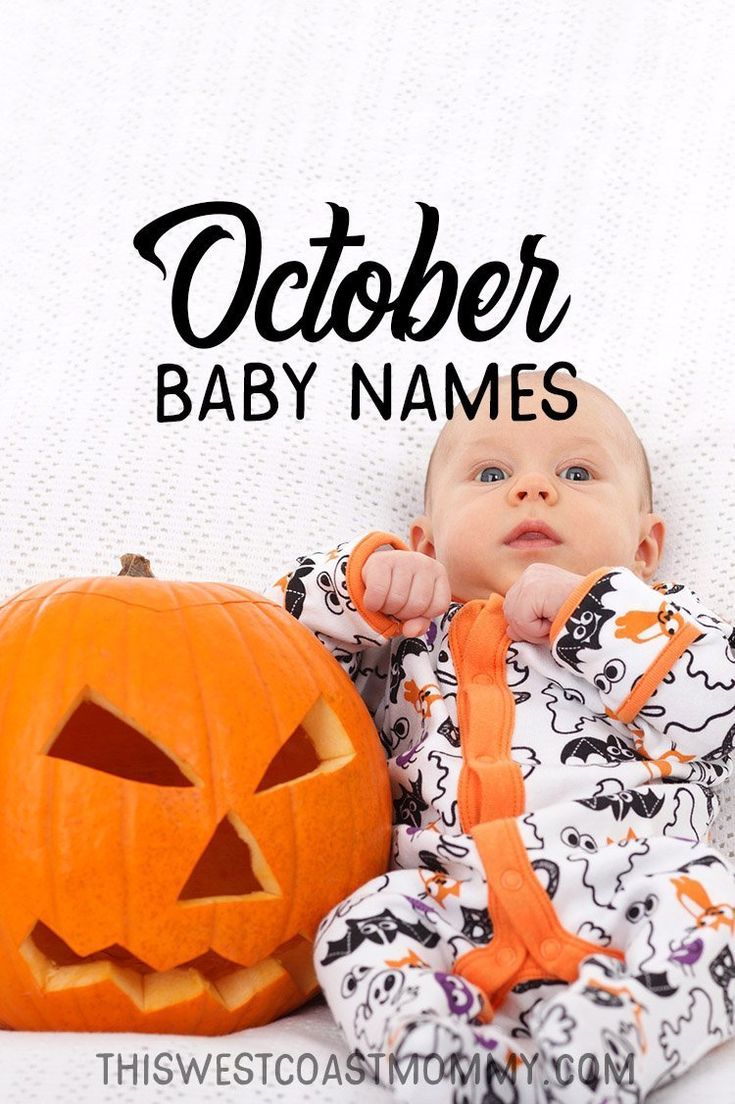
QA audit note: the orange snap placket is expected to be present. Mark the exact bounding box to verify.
[496,947,517,967]
[500,869,523,890]
[472,673,492,685]
[540,938,562,959]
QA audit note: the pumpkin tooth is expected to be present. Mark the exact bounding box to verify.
[210,959,288,1011]
[142,968,209,1012]
[48,962,145,1007]
[270,933,317,994]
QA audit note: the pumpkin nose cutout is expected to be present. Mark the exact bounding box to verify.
[46,698,194,787]
[178,813,281,901]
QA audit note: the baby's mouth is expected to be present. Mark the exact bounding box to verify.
[503,521,562,549]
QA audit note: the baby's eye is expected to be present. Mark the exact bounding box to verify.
[559,465,592,482]
[476,466,507,483]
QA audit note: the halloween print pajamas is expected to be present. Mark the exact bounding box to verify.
[265,531,735,1103]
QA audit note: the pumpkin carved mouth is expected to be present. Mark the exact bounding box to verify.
[20,920,317,1012]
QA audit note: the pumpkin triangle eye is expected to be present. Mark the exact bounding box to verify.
[254,696,356,794]
[46,698,194,787]
[178,813,281,901]
[254,724,320,792]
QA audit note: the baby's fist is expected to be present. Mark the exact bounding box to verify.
[361,549,452,638]
[503,563,583,644]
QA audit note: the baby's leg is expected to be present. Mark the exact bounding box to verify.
[528,836,735,1103]
[313,866,534,1102]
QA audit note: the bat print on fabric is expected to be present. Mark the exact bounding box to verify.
[282,556,317,618]
[577,783,664,821]
[319,909,442,965]
[315,557,351,613]
[393,772,428,827]
[554,571,618,672]
[561,731,640,766]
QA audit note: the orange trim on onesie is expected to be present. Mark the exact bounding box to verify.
[449,596,523,827]
[448,595,625,1020]
[611,620,702,724]
[345,531,410,638]
[549,565,612,643]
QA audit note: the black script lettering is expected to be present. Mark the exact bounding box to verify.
[302,203,366,340]
[522,234,570,340]
[134,203,262,349]
[136,203,572,349]
[390,203,458,342]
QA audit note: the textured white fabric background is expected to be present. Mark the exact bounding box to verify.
[1,1,735,1101]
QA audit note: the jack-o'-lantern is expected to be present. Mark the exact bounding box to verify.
[0,555,391,1034]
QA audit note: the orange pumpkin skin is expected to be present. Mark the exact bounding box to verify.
[0,574,392,1034]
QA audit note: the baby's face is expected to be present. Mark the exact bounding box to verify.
[411,378,664,601]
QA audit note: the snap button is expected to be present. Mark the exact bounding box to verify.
[500,869,523,890]
[496,947,516,967]
[540,938,561,959]
[472,673,492,685]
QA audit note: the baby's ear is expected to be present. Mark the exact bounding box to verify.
[409,514,436,558]
[635,514,666,580]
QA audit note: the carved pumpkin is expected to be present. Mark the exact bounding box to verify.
[0,556,391,1034]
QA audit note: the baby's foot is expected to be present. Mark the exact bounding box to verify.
[388,1011,542,1104]
[529,981,645,1104]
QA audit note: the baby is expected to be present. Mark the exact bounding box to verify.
[265,373,735,1103]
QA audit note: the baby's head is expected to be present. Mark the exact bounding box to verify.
[410,372,665,601]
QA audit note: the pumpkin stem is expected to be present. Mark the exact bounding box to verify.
[118,554,155,578]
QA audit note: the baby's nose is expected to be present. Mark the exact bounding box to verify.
[509,472,558,504]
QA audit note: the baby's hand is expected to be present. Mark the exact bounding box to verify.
[361,549,452,638]
[503,563,584,644]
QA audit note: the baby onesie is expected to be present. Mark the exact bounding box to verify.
[264,531,735,1103]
